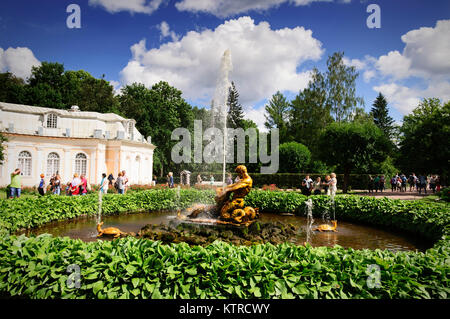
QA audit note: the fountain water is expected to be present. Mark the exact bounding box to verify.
[304,198,314,244]
[97,188,102,224]
[211,49,232,186]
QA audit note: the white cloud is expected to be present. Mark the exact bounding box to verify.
[88,0,166,14]
[244,106,269,131]
[175,0,341,18]
[373,20,450,80]
[343,20,450,115]
[158,21,180,42]
[120,16,323,108]
[376,51,412,80]
[0,46,41,79]
[374,80,450,115]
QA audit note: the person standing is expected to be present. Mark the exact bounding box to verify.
[329,173,338,197]
[107,173,115,188]
[116,172,125,194]
[436,175,441,192]
[100,173,108,194]
[373,175,380,192]
[429,175,436,194]
[9,168,22,198]
[53,173,61,195]
[196,174,202,185]
[122,170,129,193]
[313,177,322,195]
[379,175,385,193]
[70,174,81,195]
[38,174,46,196]
[209,174,214,185]
[418,175,427,194]
[368,175,374,193]
[323,175,331,194]
[301,175,313,196]
[79,174,88,195]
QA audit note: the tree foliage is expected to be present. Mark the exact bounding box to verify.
[289,68,333,151]
[317,122,391,192]
[325,52,364,123]
[227,82,245,129]
[370,92,394,138]
[278,142,311,173]
[399,98,450,182]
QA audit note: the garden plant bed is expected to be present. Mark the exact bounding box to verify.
[0,189,449,299]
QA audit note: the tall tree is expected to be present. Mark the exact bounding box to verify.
[289,68,333,151]
[370,92,394,138]
[325,52,364,122]
[399,98,450,183]
[0,72,26,104]
[118,81,193,176]
[227,82,245,129]
[317,121,391,193]
[264,91,290,143]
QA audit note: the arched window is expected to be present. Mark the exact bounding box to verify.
[74,153,87,176]
[47,113,58,128]
[18,151,32,176]
[47,152,60,176]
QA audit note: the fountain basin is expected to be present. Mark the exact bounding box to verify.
[19,210,431,252]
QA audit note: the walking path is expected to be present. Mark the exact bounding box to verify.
[351,190,434,200]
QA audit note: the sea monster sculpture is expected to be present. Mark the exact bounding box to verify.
[96,222,127,238]
[314,220,338,232]
[186,165,259,226]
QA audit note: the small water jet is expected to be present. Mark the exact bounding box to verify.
[305,198,314,243]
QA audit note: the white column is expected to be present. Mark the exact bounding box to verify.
[36,148,44,178]
[63,148,71,183]
[90,150,96,184]
[5,144,16,186]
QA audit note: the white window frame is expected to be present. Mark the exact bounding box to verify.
[74,153,87,176]
[46,152,60,177]
[46,113,58,128]
[18,151,32,177]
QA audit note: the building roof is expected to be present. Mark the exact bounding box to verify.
[0,102,128,122]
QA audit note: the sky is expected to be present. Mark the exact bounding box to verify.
[0,0,449,130]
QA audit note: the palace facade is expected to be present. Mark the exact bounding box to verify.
[0,102,155,187]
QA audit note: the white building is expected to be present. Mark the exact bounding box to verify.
[0,102,156,187]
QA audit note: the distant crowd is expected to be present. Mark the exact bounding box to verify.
[369,173,441,194]
[5,168,137,198]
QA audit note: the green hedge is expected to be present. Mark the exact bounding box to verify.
[0,189,449,299]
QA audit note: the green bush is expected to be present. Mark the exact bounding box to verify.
[437,187,450,202]
[0,189,449,299]
[278,142,311,173]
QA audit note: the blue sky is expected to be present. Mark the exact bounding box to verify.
[0,0,449,129]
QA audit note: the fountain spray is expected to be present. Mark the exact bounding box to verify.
[212,49,232,186]
[305,198,314,244]
[97,188,102,224]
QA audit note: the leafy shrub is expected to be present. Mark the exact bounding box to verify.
[437,187,450,202]
[0,189,449,299]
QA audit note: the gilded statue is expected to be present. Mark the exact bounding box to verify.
[187,165,259,225]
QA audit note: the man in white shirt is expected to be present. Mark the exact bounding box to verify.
[302,175,313,196]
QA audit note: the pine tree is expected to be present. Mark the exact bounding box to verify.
[370,92,394,138]
[227,82,245,129]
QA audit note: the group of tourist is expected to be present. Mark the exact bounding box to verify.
[5,168,132,198]
[368,175,386,193]
[301,173,337,197]
[369,173,441,194]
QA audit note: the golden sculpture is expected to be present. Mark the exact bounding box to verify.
[96,222,127,238]
[314,220,338,232]
[187,165,260,226]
